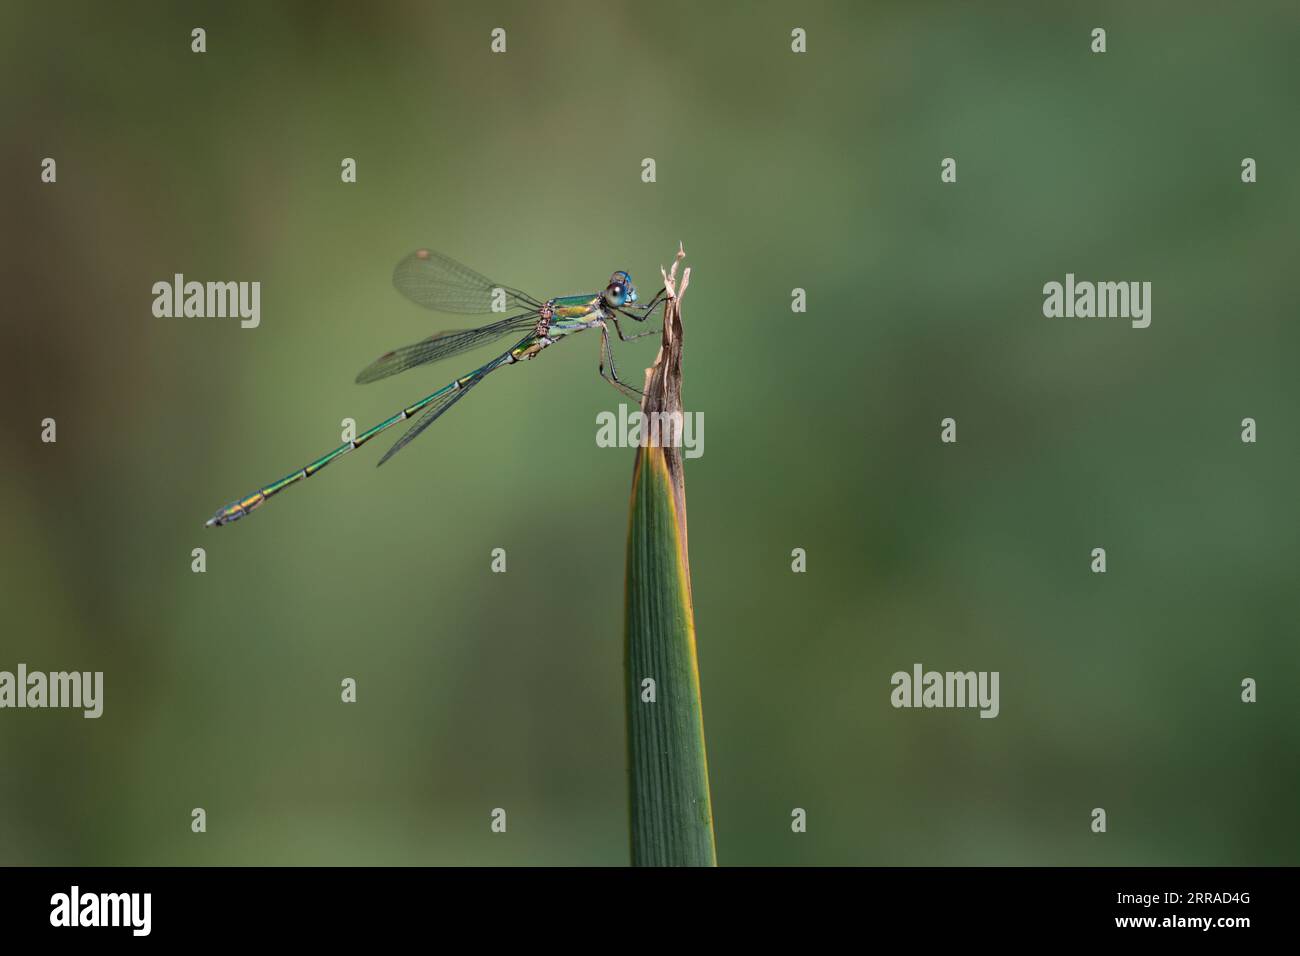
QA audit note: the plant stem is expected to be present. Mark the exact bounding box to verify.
[624,245,716,866]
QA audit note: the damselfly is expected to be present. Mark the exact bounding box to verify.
[205,249,665,527]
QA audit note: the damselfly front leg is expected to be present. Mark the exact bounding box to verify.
[610,316,661,342]
[612,286,666,342]
[626,286,668,317]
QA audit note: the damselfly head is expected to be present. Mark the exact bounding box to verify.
[605,271,637,308]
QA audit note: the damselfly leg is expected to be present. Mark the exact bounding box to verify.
[610,316,660,342]
[599,323,643,400]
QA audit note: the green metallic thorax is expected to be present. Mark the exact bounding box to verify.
[550,293,605,325]
[508,293,606,362]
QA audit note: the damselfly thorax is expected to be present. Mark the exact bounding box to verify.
[509,295,610,363]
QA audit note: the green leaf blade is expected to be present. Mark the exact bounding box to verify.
[624,247,715,867]
[625,448,715,866]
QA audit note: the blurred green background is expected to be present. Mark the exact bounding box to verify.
[2,1,1298,865]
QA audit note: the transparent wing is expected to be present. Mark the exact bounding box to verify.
[377,354,510,466]
[393,249,544,314]
[356,312,538,384]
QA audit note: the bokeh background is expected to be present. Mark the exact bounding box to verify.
[2,1,1298,865]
